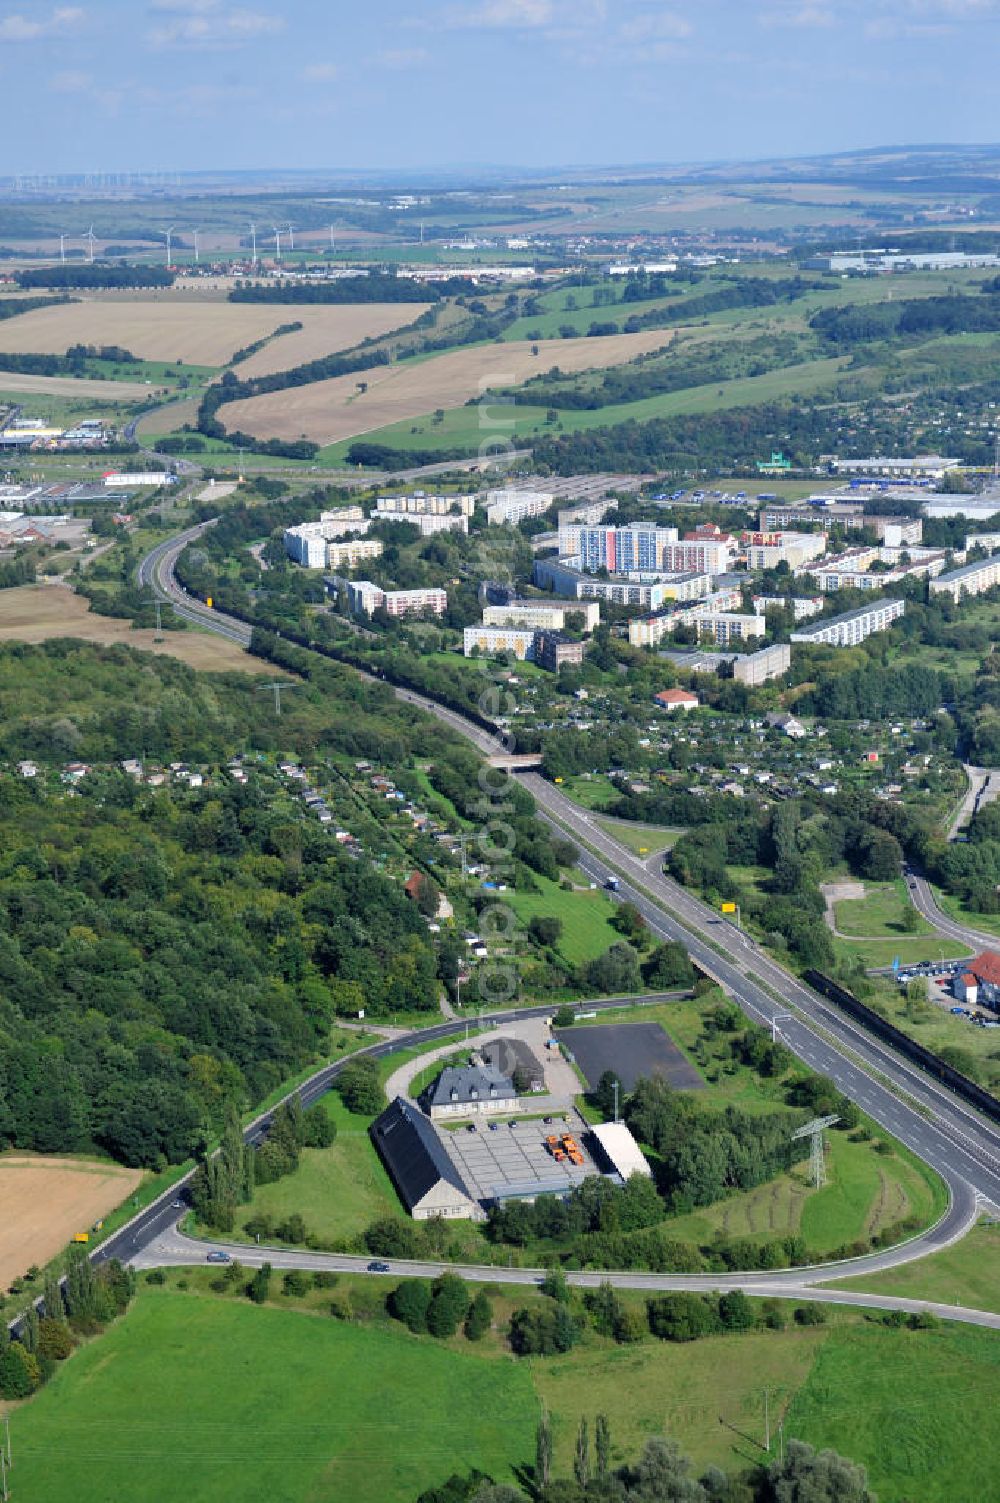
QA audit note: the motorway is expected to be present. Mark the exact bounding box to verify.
[108,523,1000,1315]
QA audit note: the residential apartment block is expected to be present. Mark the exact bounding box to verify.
[485,488,553,526]
[743,531,827,570]
[752,595,824,621]
[929,554,1000,602]
[374,508,469,536]
[482,599,600,632]
[790,598,905,647]
[324,538,384,569]
[376,492,476,516]
[284,507,370,567]
[733,643,792,685]
[348,582,448,617]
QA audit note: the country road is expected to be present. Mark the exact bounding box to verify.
[88,521,1000,1324]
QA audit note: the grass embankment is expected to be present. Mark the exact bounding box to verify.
[831,1219,1000,1313]
[10,1277,1000,1503]
[833,880,936,938]
[594,817,683,856]
[505,871,623,965]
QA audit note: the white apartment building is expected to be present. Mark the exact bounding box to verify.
[660,538,736,576]
[557,498,618,530]
[325,538,384,569]
[752,595,824,621]
[743,531,827,571]
[347,582,448,617]
[463,625,538,660]
[533,558,670,609]
[798,547,947,592]
[790,598,905,647]
[929,555,1000,602]
[965,532,1000,555]
[628,589,743,647]
[375,509,469,536]
[284,507,369,567]
[695,613,766,646]
[485,489,554,526]
[733,643,792,685]
[482,599,600,632]
[376,492,476,517]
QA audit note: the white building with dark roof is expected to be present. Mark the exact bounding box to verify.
[370,1098,480,1220]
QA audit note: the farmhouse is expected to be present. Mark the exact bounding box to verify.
[370,1097,480,1220]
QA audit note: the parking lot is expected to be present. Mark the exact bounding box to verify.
[440,1113,598,1203]
[554,1021,704,1093]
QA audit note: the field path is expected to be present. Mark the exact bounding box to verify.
[217,329,676,445]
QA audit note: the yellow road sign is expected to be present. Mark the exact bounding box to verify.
[721,902,737,914]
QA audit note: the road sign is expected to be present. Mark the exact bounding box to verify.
[721,902,737,914]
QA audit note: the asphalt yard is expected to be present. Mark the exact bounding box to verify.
[554,1021,704,1093]
[440,1113,598,1203]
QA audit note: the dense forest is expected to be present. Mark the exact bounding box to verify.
[228,275,445,304]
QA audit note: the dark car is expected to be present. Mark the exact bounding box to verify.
[206,1251,231,1264]
[366,1260,390,1273]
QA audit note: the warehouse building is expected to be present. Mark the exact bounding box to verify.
[370,1098,480,1220]
[588,1121,653,1183]
[790,598,905,647]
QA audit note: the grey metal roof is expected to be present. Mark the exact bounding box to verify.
[479,1037,545,1084]
[426,1064,515,1109]
[369,1097,472,1211]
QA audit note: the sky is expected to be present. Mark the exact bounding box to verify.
[3,0,1000,175]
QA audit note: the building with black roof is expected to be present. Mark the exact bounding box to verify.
[370,1097,480,1220]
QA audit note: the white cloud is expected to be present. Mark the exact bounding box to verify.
[49,69,92,91]
[302,62,340,81]
[442,0,554,28]
[0,6,84,41]
[376,46,431,67]
[619,12,693,40]
[759,2,836,24]
[147,0,283,49]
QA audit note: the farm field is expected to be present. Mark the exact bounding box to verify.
[0,370,158,400]
[217,328,678,446]
[233,303,431,376]
[318,352,852,462]
[0,1153,142,1289]
[0,585,284,675]
[11,1279,1000,1502]
[0,299,421,368]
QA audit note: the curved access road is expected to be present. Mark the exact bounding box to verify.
[908,873,998,954]
[135,1223,1000,1330]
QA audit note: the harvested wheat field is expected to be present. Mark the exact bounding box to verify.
[0,585,284,674]
[0,1155,143,1288]
[0,370,157,400]
[0,298,427,369]
[234,303,430,377]
[217,329,675,445]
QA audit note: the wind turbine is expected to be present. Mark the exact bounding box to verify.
[248,221,257,267]
[272,225,282,261]
[59,233,66,263]
[192,228,200,264]
[85,226,96,263]
[164,224,175,268]
[329,224,336,252]
[286,221,295,253]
